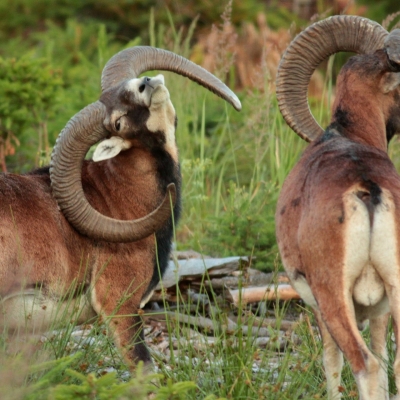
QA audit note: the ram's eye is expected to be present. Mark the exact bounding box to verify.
[139,84,146,93]
[115,119,121,131]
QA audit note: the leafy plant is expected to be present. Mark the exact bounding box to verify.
[199,180,278,271]
[0,56,62,170]
[46,362,161,400]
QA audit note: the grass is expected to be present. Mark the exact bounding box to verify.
[3,276,396,399]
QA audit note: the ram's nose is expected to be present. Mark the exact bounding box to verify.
[139,74,165,92]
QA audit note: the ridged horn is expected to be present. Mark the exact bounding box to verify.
[276,15,388,141]
[101,46,242,111]
[50,101,176,243]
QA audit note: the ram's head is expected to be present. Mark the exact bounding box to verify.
[276,16,400,142]
[50,47,241,243]
[92,74,177,163]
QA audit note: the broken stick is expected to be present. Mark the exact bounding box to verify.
[226,284,300,307]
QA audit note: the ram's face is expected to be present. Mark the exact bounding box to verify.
[123,74,167,108]
[100,74,173,136]
[94,74,177,162]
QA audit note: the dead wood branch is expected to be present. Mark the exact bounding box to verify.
[148,310,277,338]
[229,314,299,332]
[226,284,300,307]
[206,270,289,289]
[156,256,250,290]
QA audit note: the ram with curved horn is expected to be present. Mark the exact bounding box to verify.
[0,46,241,367]
[276,16,400,399]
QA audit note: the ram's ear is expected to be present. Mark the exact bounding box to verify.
[92,136,132,162]
[380,72,400,93]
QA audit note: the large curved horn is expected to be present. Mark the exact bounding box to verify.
[276,15,388,141]
[101,46,242,111]
[50,101,176,243]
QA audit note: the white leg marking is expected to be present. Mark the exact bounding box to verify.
[370,314,390,400]
[0,289,96,334]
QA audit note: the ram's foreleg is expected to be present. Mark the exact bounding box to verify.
[91,251,154,368]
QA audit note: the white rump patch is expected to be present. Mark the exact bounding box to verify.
[370,190,400,289]
[345,188,398,310]
[93,136,132,162]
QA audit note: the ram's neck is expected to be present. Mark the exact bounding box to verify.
[146,99,178,163]
[82,144,181,221]
[331,78,388,152]
[333,108,387,151]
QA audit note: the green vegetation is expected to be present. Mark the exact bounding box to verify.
[1,0,400,398]
[1,282,396,399]
[0,56,63,170]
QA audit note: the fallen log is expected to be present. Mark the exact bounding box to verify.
[147,310,275,338]
[205,270,289,289]
[156,256,250,290]
[229,315,298,332]
[226,284,300,307]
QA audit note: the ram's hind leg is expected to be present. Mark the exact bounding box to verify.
[314,309,343,399]
[391,320,400,400]
[314,290,382,400]
[300,191,383,399]
[369,190,400,398]
[384,295,400,397]
[369,314,389,400]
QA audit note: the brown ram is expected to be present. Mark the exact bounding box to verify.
[0,46,241,367]
[276,16,400,399]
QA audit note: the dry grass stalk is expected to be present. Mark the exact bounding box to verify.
[193,12,325,98]
[201,0,237,80]
[382,11,400,31]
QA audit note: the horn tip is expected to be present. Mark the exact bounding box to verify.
[231,96,242,111]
